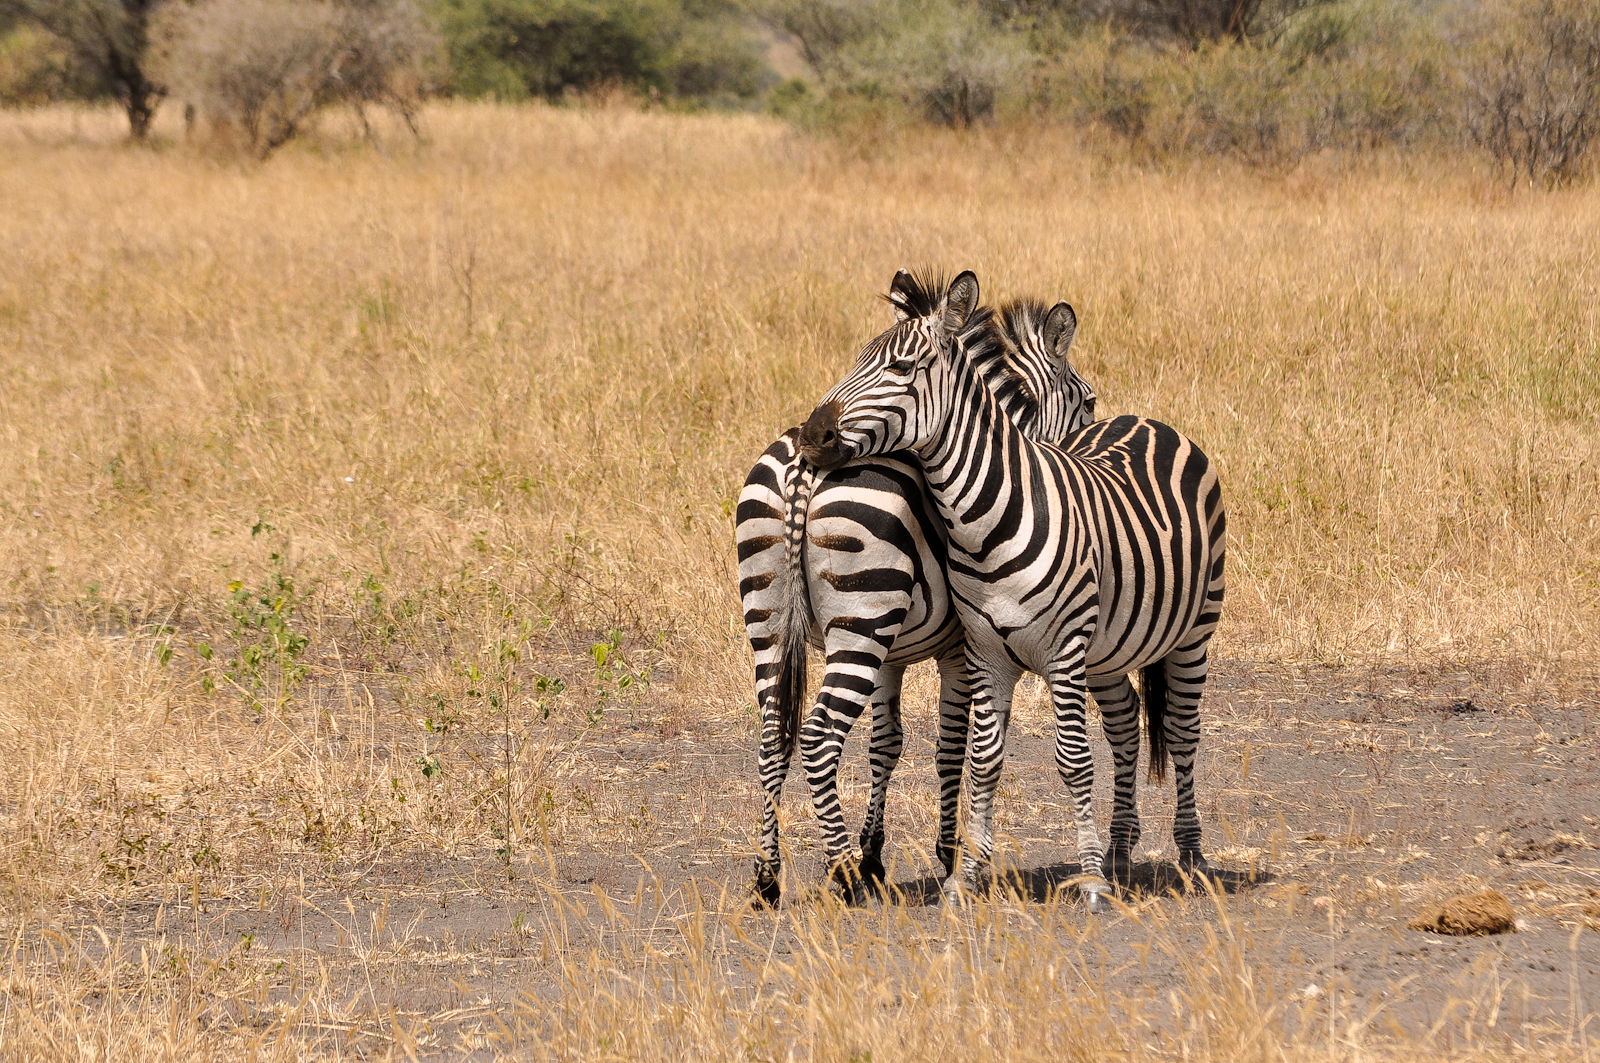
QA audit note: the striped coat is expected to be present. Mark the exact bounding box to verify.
[739,271,1096,905]
[798,270,1225,908]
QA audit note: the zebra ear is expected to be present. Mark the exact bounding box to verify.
[888,269,918,322]
[940,271,980,337]
[1043,302,1078,368]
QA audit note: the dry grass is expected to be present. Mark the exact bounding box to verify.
[0,101,1598,1059]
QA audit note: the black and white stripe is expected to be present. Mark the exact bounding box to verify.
[797,270,1226,909]
[738,271,1096,905]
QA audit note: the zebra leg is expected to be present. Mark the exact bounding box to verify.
[1049,646,1109,914]
[754,692,795,908]
[1088,674,1141,889]
[1158,637,1213,878]
[933,646,973,877]
[738,430,804,909]
[858,664,906,890]
[800,652,886,907]
[942,654,1021,905]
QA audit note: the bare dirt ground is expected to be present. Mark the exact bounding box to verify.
[33,660,1600,1055]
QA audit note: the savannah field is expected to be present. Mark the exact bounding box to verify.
[1,101,1598,1061]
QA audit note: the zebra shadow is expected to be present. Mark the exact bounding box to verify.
[884,859,1271,908]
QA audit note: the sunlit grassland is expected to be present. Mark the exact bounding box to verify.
[3,104,1595,680]
[0,101,1596,1060]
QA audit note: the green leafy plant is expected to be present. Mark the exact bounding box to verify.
[353,571,403,646]
[591,627,649,713]
[207,546,312,714]
[534,673,567,716]
[429,623,575,872]
[150,622,176,668]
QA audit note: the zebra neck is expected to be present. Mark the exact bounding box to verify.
[914,349,1040,562]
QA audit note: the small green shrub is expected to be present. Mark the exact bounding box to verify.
[192,528,313,713]
[590,627,649,707]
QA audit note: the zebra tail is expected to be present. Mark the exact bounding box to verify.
[1142,662,1170,783]
[774,623,807,763]
[774,459,820,762]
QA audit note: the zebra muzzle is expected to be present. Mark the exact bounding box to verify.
[798,400,849,468]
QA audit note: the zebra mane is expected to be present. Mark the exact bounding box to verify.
[879,268,1033,417]
[995,298,1055,351]
[881,267,951,319]
[965,299,1048,434]
[881,273,1074,437]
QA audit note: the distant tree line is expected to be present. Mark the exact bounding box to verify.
[0,0,765,154]
[746,0,1600,186]
[2,0,1597,184]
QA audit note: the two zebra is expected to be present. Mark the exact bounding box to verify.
[738,269,1225,907]
[738,270,1097,906]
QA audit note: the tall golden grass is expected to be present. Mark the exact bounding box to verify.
[0,101,1597,1059]
[3,104,1596,675]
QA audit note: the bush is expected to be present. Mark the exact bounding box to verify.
[1038,2,1452,166]
[1001,0,1324,46]
[158,0,437,158]
[436,0,764,104]
[1463,0,1600,187]
[751,0,1028,127]
[661,6,765,99]
[0,20,94,105]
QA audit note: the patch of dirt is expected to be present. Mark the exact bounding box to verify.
[36,660,1600,1051]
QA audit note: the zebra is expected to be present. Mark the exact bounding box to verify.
[795,269,1226,909]
[738,270,1097,907]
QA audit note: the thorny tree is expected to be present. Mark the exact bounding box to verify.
[2,0,165,137]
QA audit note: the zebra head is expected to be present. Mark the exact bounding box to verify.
[798,269,1091,468]
[990,298,1094,442]
[797,268,981,468]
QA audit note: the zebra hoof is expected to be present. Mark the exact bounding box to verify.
[1082,883,1111,915]
[1178,850,1215,886]
[1101,849,1134,889]
[749,863,782,910]
[830,861,872,908]
[941,857,985,907]
[859,851,887,889]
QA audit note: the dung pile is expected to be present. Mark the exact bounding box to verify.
[1407,889,1516,936]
